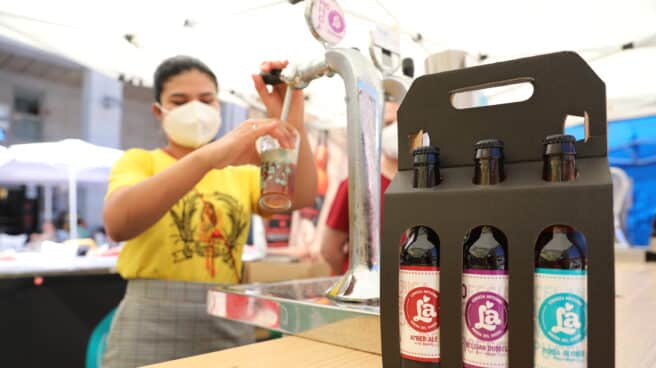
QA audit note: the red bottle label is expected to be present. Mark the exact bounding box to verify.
[399,265,440,363]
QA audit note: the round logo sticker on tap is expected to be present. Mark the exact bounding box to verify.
[305,0,346,46]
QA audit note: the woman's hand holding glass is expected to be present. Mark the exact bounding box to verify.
[251,60,308,211]
[199,119,298,169]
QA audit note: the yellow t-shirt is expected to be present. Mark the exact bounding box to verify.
[107,149,261,284]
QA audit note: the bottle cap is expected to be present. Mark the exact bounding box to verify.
[412,146,440,165]
[474,139,504,149]
[543,134,576,155]
[474,139,504,160]
[543,134,576,144]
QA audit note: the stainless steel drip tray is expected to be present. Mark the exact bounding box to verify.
[207,277,381,354]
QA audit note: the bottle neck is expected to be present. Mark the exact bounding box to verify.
[414,164,439,188]
[480,226,495,241]
[552,227,570,241]
[412,226,440,248]
[543,154,576,182]
[413,151,440,188]
[474,157,504,185]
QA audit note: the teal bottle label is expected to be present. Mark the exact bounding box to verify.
[535,268,587,368]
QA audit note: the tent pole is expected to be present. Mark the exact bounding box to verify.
[43,185,53,222]
[68,168,78,241]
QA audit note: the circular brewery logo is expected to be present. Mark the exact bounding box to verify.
[404,287,440,332]
[539,293,587,346]
[308,0,346,46]
[327,9,345,33]
[465,291,509,341]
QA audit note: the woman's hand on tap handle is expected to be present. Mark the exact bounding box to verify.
[252,60,305,131]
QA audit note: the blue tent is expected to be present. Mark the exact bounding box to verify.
[567,115,656,245]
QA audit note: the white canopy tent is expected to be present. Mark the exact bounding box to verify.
[0,139,123,240]
[0,0,655,123]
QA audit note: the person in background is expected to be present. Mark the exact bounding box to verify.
[320,102,399,275]
[54,211,67,241]
[101,56,317,368]
[92,227,108,246]
[54,212,91,241]
[77,217,91,238]
[29,220,56,243]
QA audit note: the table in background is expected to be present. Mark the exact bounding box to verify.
[0,257,125,367]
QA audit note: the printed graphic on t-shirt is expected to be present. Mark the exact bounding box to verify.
[169,191,248,279]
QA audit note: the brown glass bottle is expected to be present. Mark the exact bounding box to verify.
[467,140,508,270]
[462,140,509,367]
[542,134,577,182]
[534,134,588,367]
[412,146,440,188]
[473,139,506,185]
[536,134,586,274]
[400,146,441,367]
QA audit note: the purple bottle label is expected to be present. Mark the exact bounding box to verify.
[463,269,509,368]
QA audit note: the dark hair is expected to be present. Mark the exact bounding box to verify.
[153,55,218,102]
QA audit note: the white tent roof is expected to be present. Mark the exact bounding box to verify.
[0,139,123,184]
[0,139,123,240]
[1,1,655,121]
[0,161,112,184]
[8,139,122,171]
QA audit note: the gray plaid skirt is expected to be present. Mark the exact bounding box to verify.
[102,279,255,368]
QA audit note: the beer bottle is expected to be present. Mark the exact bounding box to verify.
[542,134,577,182]
[412,146,440,188]
[473,139,506,185]
[535,134,587,367]
[462,140,509,367]
[400,146,441,367]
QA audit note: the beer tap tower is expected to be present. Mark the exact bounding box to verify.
[263,0,387,304]
[274,10,414,305]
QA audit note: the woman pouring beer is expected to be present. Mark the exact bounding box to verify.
[101,56,317,367]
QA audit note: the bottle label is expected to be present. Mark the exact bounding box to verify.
[535,268,587,368]
[462,269,509,368]
[399,265,440,363]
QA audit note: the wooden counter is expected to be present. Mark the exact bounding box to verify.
[147,260,656,368]
[146,335,381,368]
[615,261,656,367]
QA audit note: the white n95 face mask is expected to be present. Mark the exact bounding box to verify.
[159,100,222,148]
[381,121,398,159]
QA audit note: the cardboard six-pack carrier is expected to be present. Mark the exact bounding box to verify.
[381,52,615,367]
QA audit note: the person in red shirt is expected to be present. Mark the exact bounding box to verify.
[321,102,399,274]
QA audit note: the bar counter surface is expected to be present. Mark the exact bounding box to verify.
[149,258,656,368]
